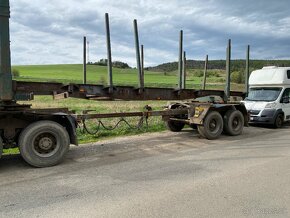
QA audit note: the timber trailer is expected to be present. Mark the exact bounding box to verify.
[0,0,248,167]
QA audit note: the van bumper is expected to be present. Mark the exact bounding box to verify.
[248,109,279,125]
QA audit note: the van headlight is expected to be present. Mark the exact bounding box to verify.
[265,102,277,109]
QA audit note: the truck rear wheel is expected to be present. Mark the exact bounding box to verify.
[166,120,185,132]
[223,110,244,136]
[197,111,223,140]
[19,120,70,167]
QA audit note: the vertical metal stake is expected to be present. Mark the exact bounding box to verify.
[182,51,186,89]
[141,44,144,86]
[133,19,143,90]
[0,0,13,102]
[83,36,87,84]
[245,45,250,96]
[105,13,113,93]
[178,30,183,89]
[225,39,231,102]
[202,55,208,90]
[87,41,90,63]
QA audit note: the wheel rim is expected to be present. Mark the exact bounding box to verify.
[208,118,220,134]
[209,119,217,131]
[32,133,59,157]
[276,116,283,127]
[232,117,240,130]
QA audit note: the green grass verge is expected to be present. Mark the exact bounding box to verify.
[3,96,168,154]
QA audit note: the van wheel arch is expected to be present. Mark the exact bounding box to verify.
[274,112,284,128]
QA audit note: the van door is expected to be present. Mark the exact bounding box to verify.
[280,88,290,120]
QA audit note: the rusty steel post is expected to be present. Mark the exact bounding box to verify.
[202,55,208,90]
[225,39,231,102]
[141,44,144,84]
[133,19,143,90]
[87,41,90,63]
[105,13,113,93]
[178,30,183,89]
[83,36,87,84]
[245,45,250,96]
[0,0,13,102]
[182,51,186,89]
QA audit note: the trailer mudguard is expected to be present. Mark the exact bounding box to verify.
[52,113,78,146]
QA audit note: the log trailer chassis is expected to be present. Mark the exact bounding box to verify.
[0,102,248,167]
[0,0,249,167]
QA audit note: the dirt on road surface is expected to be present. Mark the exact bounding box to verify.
[1,126,290,218]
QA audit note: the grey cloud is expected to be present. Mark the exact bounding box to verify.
[8,0,290,66]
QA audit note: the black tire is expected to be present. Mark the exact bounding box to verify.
[274,114,283,128]
[166,120,185,132]
[223,110,244,136]
[19,120,70,167]
[197,111,223,140]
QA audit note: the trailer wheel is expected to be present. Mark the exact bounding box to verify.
[166,120,185,132]
[223,110,244,136]
[274,113,283,128]
[197,111,223,140]
[19,121,70,167]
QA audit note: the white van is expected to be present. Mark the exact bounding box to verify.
[241,66,290,128]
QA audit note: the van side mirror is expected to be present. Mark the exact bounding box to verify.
[282,96,290,104]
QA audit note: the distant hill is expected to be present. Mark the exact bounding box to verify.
[147,60,290,72]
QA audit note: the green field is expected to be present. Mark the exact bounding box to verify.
[4,64,244,154]
[14,64,187,87]
[13,64,243,90]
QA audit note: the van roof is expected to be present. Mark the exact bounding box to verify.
[249,67,290,85]
[262,66,277,69]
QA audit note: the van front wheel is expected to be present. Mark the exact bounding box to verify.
[274,114,283,128]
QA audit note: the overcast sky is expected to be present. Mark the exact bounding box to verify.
[9,0,290,67]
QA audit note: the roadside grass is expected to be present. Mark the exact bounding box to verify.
[3,96,168,154]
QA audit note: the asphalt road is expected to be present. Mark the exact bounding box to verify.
[1,126,290,218]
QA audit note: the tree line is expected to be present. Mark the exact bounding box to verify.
[88,59,130,69]
[147,60,290,72]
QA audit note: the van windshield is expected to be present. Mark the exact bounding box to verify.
[245,87,282,101]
